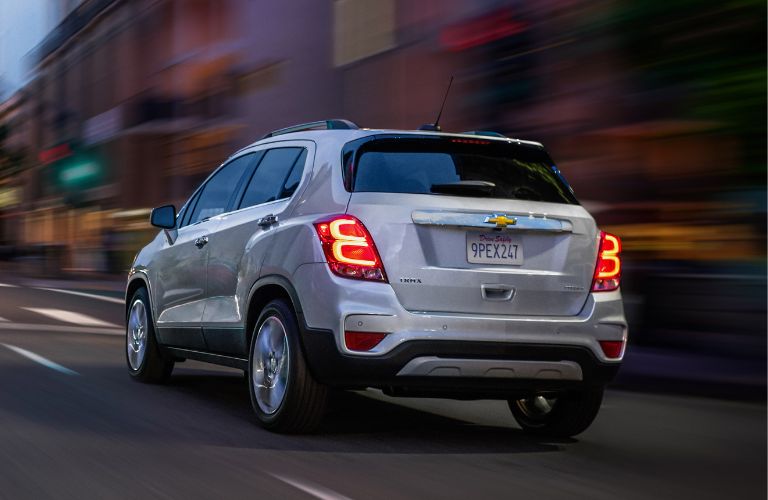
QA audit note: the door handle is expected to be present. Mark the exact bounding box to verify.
[194,236,209,249]
[257,214,278,228]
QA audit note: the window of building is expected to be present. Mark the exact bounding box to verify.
[333,0,396,67]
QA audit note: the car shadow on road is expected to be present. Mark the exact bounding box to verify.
[164,369,573,455]
[0,361,573,455]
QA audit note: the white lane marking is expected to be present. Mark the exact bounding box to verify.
[268,473,354,500]
[0,317,7,322]
[0,322,122,336]
[1,343,79,376]
[0,283,17,287]
[23,308,118,328]
[36,287,124,305]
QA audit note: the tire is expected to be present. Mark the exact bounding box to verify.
[248,299,327,433]
[126,287,174,383]
[508,388,604,438]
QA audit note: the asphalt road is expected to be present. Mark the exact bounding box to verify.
[0,283,764,500]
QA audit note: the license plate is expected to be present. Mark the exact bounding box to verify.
[466,232,523,265]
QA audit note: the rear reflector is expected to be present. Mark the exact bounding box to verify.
[599,340,625,359]
[344,331,387,351]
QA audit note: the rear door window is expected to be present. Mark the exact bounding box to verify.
[238,148,305,209]
[351,138,577,204]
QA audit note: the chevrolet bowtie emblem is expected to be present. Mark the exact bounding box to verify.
[485,214,517,228]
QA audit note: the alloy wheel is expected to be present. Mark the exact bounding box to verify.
[126,299,148,370]
[252,316,290,414]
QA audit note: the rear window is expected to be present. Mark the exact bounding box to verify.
[350,138,578,205]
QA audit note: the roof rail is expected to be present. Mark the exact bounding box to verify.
[461,130,507,138]
[260,119,359,139]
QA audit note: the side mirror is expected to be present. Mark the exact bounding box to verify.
[150,205,176,229]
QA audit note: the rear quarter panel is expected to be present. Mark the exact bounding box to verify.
[237,138,351,322]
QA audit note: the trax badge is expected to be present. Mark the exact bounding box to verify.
[485,214,517,228]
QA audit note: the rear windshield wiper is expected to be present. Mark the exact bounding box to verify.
[430,180,496,196]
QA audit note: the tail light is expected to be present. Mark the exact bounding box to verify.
[591,231,621,292]
[314,215,387,282]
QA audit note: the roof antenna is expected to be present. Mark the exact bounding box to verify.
[419,76,454,131]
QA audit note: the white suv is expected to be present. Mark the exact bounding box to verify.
[126,119,627,436]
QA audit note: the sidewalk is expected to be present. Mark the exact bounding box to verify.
[0,262,125,294]
[17,275,126,294]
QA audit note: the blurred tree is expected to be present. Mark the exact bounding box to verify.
[614,0,766,173]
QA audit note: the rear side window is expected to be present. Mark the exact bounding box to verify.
[238,148,305,209]
[351,138,577,204]
[280,149,307,199]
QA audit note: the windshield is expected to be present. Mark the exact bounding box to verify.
[351,138,578,205]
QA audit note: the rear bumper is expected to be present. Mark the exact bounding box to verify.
[298,325,620,398]
[293,262,626,398]
[293,263,627,358]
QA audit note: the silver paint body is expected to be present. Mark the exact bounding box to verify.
[128,129,627,367]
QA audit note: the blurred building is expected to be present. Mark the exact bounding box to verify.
[0,0,463,271]
[0,0,763,277]
[4,0,260,270]
[0,92,28,253]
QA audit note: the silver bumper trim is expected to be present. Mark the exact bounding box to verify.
[395,357,583,380]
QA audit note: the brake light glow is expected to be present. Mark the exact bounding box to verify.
[344,331,387,351]
[450,138,491,145]
[314,215,387,282]
[591,231,622,292]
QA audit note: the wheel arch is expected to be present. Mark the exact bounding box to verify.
[126,273,152,319]
[245,275,304,351]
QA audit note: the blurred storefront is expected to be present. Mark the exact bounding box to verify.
[6,0,249,274]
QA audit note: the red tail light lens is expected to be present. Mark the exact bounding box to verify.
[314,215,387,282]
[591,231,622,292]
[599,340,625,359]
[344,331,387,351]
